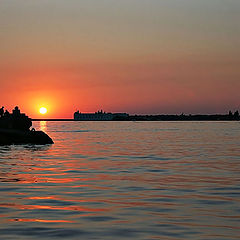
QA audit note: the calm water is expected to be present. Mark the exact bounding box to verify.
[0,121,240,240]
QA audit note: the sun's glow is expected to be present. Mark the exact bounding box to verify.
[39,107,47,115]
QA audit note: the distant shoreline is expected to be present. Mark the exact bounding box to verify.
[32,119,75,121]
[32,113,240,122]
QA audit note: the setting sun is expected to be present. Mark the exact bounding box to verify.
[39,107,47,115]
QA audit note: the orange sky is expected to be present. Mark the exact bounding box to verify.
[1,0,239,118]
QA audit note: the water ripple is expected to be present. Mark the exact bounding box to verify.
[0,121,240,239]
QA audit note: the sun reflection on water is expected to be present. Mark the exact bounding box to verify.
[39,121,47,132]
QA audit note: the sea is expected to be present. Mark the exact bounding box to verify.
[0,121,239,240]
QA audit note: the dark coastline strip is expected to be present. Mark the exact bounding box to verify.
[32,114,240,121]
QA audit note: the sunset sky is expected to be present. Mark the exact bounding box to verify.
[1,0,239,118]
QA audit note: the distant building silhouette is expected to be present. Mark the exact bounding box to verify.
[74,110,129,121]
